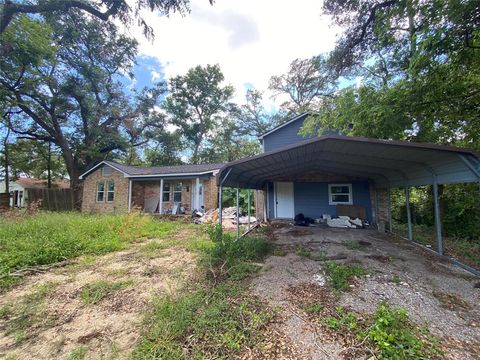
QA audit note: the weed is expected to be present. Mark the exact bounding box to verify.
[68,346,88,360]
[324,261,368,291]
[80,280,133,305]
[272,247,288,257]
[0,282,57,342]
[295,245,311,258]
[302,303,324,315]
[324,306,359,331]
[390,275,402,285]
[140,241,169,257]
[343,240,362,250]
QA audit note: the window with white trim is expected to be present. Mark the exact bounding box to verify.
[106,180,115,202]
[173,182,182,202]
[162,183,170,202]
[328,184,353,205]
[96,181,105,202]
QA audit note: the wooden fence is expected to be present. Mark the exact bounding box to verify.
[26,188,75,211]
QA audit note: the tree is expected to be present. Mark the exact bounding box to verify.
[164,64,235,163]
[269,55,335,114]
[1,13,164,201]
[234,89,274,138]
[0,0,198,36]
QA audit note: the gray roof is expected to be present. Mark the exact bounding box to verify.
[218,135,480,189]
[80,161,224,179]
[104,161,224,176]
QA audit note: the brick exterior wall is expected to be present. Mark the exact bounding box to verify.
[376,187,390,225]
[204,175,218,210]
[81,166,129,213]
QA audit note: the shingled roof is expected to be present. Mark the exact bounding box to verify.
[80,160,224,179]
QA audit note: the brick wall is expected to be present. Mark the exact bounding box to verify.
[204,175,218,210]
[376,188,390,225]
[81,166,129,213]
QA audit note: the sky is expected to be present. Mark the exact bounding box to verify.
[125,0,340,109]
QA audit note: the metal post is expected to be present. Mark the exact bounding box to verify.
[432,178,443,255]
[128,180,132,213]
[247,189,251,230]
[387,187,392,233]
[195,177,200,211]
[405,186,413,241]
[159,178,164,214]
[218,185,223,227]
[236,186,240,240]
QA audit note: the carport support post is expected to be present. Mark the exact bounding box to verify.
[236,186,240,240]
[218,185,223,228]
[405,186,413,241]
[433,179,443,255]
[387,187,393,233]
[195,177,200,211]
[247,189,251,230]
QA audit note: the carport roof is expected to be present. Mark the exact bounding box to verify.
[217,135,480,189]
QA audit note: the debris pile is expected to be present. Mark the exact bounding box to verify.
[192,207,257,228]
[327,215,365,229]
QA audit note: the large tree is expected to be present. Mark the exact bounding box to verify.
[164,64,235,163]
[269,55,335,115]
[0,0,197,35]
[0,13,163,200]
[234,89,275,138]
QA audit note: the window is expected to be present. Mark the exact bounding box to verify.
[328,184,352,205]
[102,166,112,176]
[107,180,115,202]
[96,182,105,202]
[173,182,182,202]
[162,183,170,202]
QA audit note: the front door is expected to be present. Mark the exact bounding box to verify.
[275,182,294,218]
[191,181,204,211]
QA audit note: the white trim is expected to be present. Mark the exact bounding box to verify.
[328,183,353,205]
[273,182,276,218]
[258,112,310,139]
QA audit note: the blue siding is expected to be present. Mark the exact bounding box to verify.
[266,181,372,221]
[263,114,315,152]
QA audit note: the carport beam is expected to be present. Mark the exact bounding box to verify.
[432,179,443,255]
[405,186,413,241]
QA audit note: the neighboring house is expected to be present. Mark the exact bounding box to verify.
[0,178,70,208]
[79,161,223,214]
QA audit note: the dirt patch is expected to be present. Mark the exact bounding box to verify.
[0,238,196,359]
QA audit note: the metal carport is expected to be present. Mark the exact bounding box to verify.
[217,135,480,256]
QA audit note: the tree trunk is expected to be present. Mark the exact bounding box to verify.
[47,141,52,188]
[3,128,10,197]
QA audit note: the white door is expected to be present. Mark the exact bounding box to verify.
[191,181,204,211]
[275,182,294,218]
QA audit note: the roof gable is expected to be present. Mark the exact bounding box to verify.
[258,112,311,140]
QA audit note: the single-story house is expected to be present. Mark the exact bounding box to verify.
[0,178,70,208]
[80,112,480,255]
[79,161,223,214]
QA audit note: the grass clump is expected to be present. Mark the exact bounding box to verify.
[0,212,182,290]
[134,225,273,359]
[295,245,311,258]
[343,240,362,250]
[324,261,368,291]
[0,282,57,343]
[68,346,88,360]
[302,303,324,315]
[80,280,133,305]
[322,303,442,359]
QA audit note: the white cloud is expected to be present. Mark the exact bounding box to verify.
[128,0,340,108]
[151,70,162,81]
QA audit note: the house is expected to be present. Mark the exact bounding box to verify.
[217,112,480,255]
[0,178,70,208]
[79,161,223,214]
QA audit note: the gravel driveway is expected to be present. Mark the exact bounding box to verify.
[252,224,480,359]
